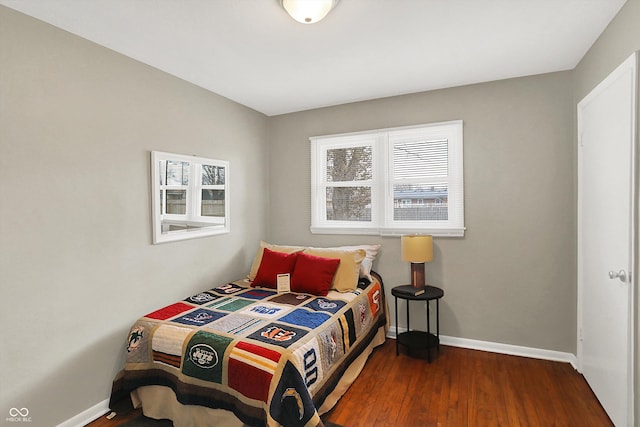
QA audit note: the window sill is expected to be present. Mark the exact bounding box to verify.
[310,226,465,237]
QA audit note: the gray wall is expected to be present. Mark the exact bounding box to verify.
[0,6,269,426]
[572,0,640,420]
[268,71,576,353]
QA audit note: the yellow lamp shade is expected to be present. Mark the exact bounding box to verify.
[401,235,433,263]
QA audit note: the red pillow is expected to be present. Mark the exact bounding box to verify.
[252,248,299,289]
[291,252,340,296]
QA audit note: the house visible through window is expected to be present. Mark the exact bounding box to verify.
[310,120,464,236]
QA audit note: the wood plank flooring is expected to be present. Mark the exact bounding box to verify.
[88,339,612,427]
[323,340,612,427]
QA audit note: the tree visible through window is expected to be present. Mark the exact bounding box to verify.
[326,146,372,221]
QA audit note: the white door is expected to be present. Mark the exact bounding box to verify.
[577,52,637,427]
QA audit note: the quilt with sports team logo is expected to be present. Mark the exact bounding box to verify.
[110,273,386,427]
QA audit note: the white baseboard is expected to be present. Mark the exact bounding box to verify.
[56,398,110,427]
[387,328,577,369]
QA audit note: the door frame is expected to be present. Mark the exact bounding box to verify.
[576,51,637,426]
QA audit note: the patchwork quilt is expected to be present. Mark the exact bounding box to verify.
[110,275,386,427]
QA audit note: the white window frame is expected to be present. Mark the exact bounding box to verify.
[310,120,464,237]
[151,151,230,244]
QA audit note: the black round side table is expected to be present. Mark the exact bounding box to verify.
[392,284,444,362]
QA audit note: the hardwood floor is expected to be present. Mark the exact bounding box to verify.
[323,340,612,427]
[88,339,612,427]
[88,408,145,427]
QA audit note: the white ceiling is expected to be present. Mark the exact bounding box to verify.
[0,0,627,116]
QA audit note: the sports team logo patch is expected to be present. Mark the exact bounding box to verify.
[317,323,345,369]
[185,291,219,305]
[125,321,156,364]
[189,343,218,369]
[281,388,304,420]
[359,303,367,327]
[211,283,245,295]
[241,302,290,319]
[262,326,296,341]
[318,300,337,310]
[354,301,371,334]
[173,308,226,326]
[270,361,315,426]
[367,282,382,315]
[248,323,307,348]
[183,331,233,383]
[127,326,144,353]
[304,297,346,314]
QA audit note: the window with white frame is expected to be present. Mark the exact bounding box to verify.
[152,151,230,243]
[310,121,464,236]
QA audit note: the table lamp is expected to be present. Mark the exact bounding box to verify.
[401,235,433,289]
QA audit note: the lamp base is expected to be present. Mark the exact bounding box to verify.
[410,262,426,289]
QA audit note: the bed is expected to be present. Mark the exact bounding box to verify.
[109,242,386,426]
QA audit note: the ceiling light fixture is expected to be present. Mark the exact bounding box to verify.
[280,0,340,24]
